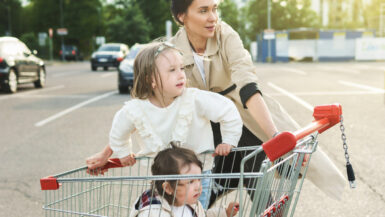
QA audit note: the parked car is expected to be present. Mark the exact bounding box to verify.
[0,36,46,93]
[59,45,83,61]
[118,43,145,94]
[90,43,129,71]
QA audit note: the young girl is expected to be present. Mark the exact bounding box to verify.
[130,144,239,217]
[86,42,243,208]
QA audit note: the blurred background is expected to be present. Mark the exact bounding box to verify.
[1,0,384,61]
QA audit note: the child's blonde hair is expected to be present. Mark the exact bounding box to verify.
[131,42,182,99]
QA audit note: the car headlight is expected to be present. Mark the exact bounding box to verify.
[91,53,96,58]
[119,62,133,73]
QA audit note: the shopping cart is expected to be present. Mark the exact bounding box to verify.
[40,104,354,217]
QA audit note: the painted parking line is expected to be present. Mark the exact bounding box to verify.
[10,94,93,99]
[268,82,313,111]
[338,80,385,93]
[319,66,360,74]
[278,67,307,75]
[35,90,117,127]
[266,90,382,96]
[0,85,65,101]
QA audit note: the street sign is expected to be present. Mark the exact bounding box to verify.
[263,29,275,40]
[96,36,105,45]
[57,28,68,36]
[38,32,47,46]
[48,28,53,38]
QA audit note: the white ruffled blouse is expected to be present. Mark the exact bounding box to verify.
[109,88,242,171]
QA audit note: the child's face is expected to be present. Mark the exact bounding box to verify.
[154,49,186,100]
[173,163,202,206]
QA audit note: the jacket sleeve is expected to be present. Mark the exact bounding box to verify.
[220,22,262,108]
[109,106,135,158]
[195,89,242,147]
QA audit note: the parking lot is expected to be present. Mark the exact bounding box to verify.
[0,61,384,217]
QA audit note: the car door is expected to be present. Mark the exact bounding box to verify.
[12,41,28,78]
[19,42,38,79]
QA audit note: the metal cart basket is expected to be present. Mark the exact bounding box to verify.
[41,104,346,217]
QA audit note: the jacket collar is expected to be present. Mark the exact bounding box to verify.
[172,22,221,66]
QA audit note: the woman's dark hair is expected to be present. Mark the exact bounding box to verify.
[171,0,194,25]
[151,141,203,204]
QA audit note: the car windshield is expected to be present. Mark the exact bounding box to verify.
[64,45,76,50]
[126,46,142,59]
[98,45,120,52]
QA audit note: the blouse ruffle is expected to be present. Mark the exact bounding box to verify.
[124,89,195,155]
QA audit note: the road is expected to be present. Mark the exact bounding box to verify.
[0,61,384,217]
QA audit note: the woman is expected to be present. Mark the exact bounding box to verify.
[169,0,280,207]
[169,0,345,207]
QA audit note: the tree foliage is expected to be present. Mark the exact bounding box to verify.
[245,0,319,40]
[363,0,385,35]
[11,0,384,59]
[0,0,23,36]
[24,0,102,57]
[132,0,174,39]
[104,3,151,46]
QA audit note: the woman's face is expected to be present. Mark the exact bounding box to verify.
[178,0,219,41]
[172,163,202,206]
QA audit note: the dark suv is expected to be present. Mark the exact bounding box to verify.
[90,43,129,71]
[60,45,83,61]
[118,43,145,93]
[0,37,46,93]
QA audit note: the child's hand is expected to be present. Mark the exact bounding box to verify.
[119,154,136,166]
[213,143,233,156]
[226,202,239,217]
[86,151,110,170]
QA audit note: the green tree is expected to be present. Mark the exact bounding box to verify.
[132,0,173,39]
[0,0,22,36]
[363,0,385,35]
[219,0,250,47]
[219,0,240,31]
[245,0,319,40]
[105,4,151,46]
[62,0,103,55]
[27,0,103,57]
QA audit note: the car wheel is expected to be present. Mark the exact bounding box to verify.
[3,68,18,93]
[34,67,46,88]
[118,85,129,94]
[104,66,108,71]
[91,65,97,71]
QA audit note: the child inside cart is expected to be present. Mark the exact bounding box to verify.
[86,41,243,209]
[130,143,239,217]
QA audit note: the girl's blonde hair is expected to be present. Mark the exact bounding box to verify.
[131,42,182,99]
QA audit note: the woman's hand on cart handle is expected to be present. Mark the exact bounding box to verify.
[213,143,233,157]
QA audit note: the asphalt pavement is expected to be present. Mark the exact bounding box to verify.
[0,61,384,217]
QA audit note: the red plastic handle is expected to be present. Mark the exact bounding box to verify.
[40,176,59,190]
[263,104,342,161]
[100,158,123,170]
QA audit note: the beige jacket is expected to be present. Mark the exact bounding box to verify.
[171,21,346,200]
[171,21,271,142]
[130,194,227,217]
